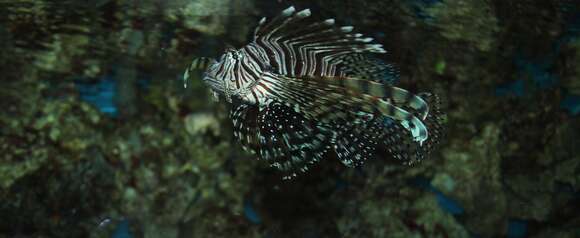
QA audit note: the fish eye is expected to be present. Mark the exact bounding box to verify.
[223,47,242,61]
[232,51,242,60]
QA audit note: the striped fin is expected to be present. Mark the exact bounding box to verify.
[379,93,445,165]
[255,101,332,179]
[183,57,216,88]
[230,82,442,173]
[380,118,425,164]
[330,77,430,120]
[333,113,423,167]
[253,6,385,78]
[261,73,429,144]
[415,92,445,157]
[230,103,260,152]
[332,113,383,167]
[230,101,332,179]
[338,53,399,84]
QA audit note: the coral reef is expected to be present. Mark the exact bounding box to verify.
[0,0,579,237]
[426,0,499,52]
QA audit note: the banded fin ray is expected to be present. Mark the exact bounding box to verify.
[415,92,445,156]
[261,72,429,143]
[338,53,400,84]
[231,101,333,179]
[332,113,383,167]
[253,6,385,78]
[333,113,423,167]
[256,101,332,179]
[378,93,445,165]
[330,76,431,120]
[231,103,260,152]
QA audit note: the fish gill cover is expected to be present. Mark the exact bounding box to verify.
[184,6,445,180]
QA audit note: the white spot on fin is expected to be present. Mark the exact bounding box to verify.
[296,9,311,18]
[341,26,354,32]
[324,19,335,25]
[361,37,374,42]
[282,6,296,16]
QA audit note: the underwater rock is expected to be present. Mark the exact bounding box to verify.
[426,0,499,52]
[33,34,90,73]
[411,194,469,236]
[0,134,52,189]
[0,73,101,189]
[439,124,507,236]
[171,0,255,38]
[183,112,221,138]
[1,134,115,237]
[504,118,580,220]
[93,109,256,237]
[569,40,580,94]
[561,39,580,114]
[115,58,138,118]
[336,185,468,237]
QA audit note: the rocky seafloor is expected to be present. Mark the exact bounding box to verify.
[0,0,579,237]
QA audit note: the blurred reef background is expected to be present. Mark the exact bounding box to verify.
[0,0,579,237]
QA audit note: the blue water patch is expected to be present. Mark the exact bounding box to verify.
[514,54,559,90]
[495,79,525,97]
[136,72,151,91]
[433,190,464,215]
[244,199,261,224]
[561,94,580,115]
[496,3,580,99]
[469,231,482,238]
[111,219,132,238]
[409,176,464,215]
[406,0,442,21]
[507,219,528,238]
[334,179,349,191]
[75,76,118,117]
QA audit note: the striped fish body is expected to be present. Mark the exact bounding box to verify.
[185,6,445,179]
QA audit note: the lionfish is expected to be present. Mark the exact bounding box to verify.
[184,6,444,179]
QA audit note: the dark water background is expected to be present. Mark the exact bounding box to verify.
[0,0,579,237]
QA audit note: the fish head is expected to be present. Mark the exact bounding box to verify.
[182,48,241,88]
[201,48,246,98]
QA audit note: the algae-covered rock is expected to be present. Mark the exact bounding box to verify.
[167,0,255,40]
[336,185,469,238]
[504,118,580,221]
[438,124,507,237]
[0,138,52,189]
[426,0,499,52]
[562,39,580,95]
[34,34,91,73]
